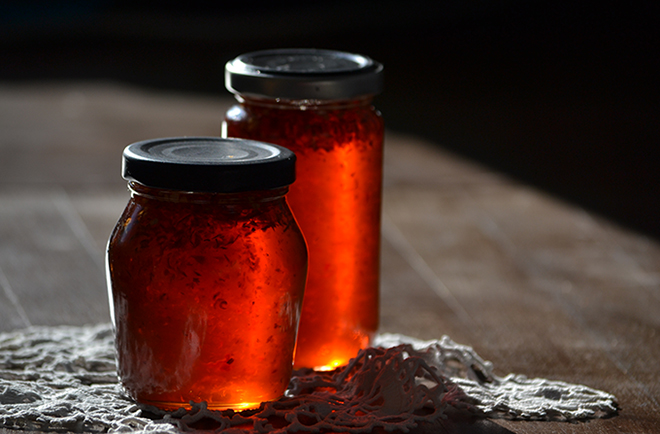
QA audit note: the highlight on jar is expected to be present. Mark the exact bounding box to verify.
[105,137,308,411]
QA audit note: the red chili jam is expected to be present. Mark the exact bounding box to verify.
[224,49,384,370]
[106,137,307,410]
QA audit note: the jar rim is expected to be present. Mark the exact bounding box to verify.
[122,137,296,193]
[225,48,383,100]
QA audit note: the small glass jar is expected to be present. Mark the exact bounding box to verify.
[106,137,307,411]
[223,49,384,370]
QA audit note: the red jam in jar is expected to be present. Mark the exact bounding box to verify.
[106,137,307,410]
[224,49,384,370]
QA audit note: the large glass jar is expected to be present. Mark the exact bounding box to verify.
[223,49,384,370]
[106,137,308,410]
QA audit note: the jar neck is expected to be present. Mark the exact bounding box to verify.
[128,182,289,204]
[234,94,374,111]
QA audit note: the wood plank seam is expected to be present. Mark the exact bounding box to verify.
[381,212,474,328]
[0,265,31,328]
[51,188,105,273]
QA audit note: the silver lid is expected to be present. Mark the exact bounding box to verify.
[225,48,383,100]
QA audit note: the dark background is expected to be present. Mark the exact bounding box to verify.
[2,0,658,239]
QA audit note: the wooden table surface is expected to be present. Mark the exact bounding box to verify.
[1,82,658,433]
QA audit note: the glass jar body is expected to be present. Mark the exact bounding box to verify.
[224,96,383,370]
[106,184,307,410]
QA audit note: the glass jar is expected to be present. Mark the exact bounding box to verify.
[106,137,308,410]
[223,49,384,370]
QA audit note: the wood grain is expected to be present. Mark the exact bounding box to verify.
[1,82,658,433]
[382,135,660,433]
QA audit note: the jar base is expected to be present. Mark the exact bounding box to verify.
[138,398,263,412]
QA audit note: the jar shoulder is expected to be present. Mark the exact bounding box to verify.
[224,102,383,145]
[226,101,381,123]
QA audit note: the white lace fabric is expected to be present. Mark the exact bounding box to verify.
[0,325,617,433]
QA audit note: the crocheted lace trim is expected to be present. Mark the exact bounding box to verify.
[0,324,617,433]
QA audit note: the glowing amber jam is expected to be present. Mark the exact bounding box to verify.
[224,96,384,370]
[106,138,307,410]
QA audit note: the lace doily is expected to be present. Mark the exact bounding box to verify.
[0,324,617,433]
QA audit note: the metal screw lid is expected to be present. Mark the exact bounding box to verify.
[225,48,384,100]
[122,137,296,193]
